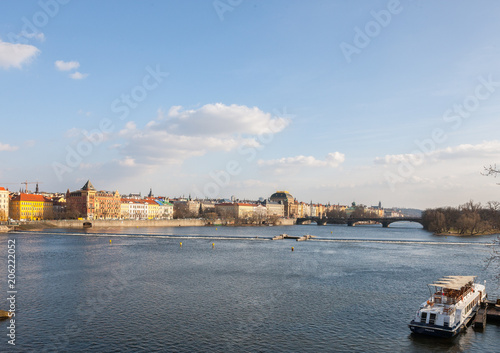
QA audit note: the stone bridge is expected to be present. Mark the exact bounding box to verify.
[296,216,423,228]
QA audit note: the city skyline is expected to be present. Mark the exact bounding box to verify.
[2,1,500,209]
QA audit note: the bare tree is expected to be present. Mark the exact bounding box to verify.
[483,164,500,183]
[484,164,500,282]
[486,236,500,283]
[326,208,347,219]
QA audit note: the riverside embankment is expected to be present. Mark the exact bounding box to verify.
[14,218,295,230]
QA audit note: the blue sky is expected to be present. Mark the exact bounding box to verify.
[1,0,500,209]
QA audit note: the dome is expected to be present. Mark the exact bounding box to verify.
[270,191,294,203]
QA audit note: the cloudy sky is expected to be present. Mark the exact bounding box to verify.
[1,0,500,209]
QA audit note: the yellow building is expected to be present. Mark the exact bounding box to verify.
[144,199,160,219]
[9,193,53,221]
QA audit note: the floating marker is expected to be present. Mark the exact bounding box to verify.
[109,239,112,244]
[215,228,217,230]
[291,247,294,252]
[212,243,215,248]
[180,242,182,247]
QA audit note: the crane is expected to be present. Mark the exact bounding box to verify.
[0,181,43,193]
[21,181,42,193]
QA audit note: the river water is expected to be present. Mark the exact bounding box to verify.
[1,223,499,352]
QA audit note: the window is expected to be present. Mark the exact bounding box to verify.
[429,313,436,325]
[421,312,427,323]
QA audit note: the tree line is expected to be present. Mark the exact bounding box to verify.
[422,200,500,235]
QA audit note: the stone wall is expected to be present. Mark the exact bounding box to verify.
[42,219,207,228]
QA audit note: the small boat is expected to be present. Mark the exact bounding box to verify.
[408,276,487,337]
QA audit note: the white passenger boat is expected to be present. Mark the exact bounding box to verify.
[409,276,487,337]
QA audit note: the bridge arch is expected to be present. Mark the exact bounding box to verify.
[381,219,424,228]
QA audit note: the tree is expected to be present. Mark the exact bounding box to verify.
[350,206,366,218]
[202,212,218,225]
[422,209,448,233]
[326,208,347,219]
[484,164,500,282]
[483,164,500,178]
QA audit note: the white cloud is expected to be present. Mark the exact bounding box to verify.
[118,157,136,167]
[160,103,290,136]
[0,40,40,69]
[69,71,88,80]
[0,143,19,152]
[374,153,424,166]
[115,103,290,165]
[64,128,81,138]
[21,32,45,42]
[374,140,500,165]
[55,60,80,71]
[258,152,345,168]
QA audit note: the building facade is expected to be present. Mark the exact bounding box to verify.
[0,187,9,221]
[270,191,295,218]
[9,193,53,221]
[260,200,284,217]
[66,180,120,220]
[156,200,174,219]
[121,198,148,219]
[173,200,200,218]
[215,202,255,219]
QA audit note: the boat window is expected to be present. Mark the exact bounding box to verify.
[443,320,449,327]
[429,313,436,325]
[421,312,427,323]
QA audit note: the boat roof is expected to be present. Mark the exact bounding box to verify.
[428,276,476,290]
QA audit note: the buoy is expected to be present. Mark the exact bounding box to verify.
[215,228,217,230]
[331,231,333,234]
[212,243,215,248]
[180,242,182,247]
[109,239,112,244]
[291,247,294,252]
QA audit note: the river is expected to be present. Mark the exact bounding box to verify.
[1,223,499,352]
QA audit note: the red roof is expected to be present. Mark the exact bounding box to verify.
[11,193,51,202]
[0,187,6,191]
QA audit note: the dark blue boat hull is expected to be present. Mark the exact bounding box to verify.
[408,320,460,338]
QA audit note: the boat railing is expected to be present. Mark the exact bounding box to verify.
[433,295,457,305]
[442,306,456,315]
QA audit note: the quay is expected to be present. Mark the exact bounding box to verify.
[0,222,19,233]
[473,299,500,329]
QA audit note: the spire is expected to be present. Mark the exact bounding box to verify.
[148,188,153,198]
[81,180,96,191]
[35,183,39,194]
